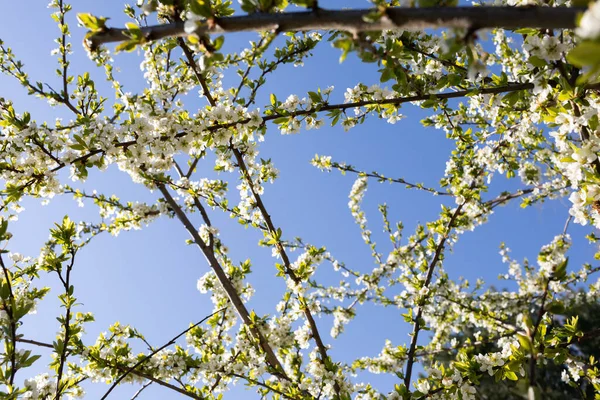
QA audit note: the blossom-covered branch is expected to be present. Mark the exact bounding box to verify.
[85,7,584,50]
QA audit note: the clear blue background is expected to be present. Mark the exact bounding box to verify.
[0,1,595,398]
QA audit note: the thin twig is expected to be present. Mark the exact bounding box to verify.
[330,162,450,195]
[100,308,227,399]
[17,338,202,399]
[0,254,17,386]
[55,249,77,400]
[404,203,464,388]
[130,381,152,400]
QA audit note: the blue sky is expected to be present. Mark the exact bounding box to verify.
[1,1,597,398]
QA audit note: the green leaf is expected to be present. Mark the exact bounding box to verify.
[213,35,225,51]
[190,0,214,18]
[0,283,10,300]
[553,257,568,281]
[308,91,321,103]
[0,219,8,240]
[568,42,600,67]
[380,68,394,83]
[124,22,143,40]
[272,117,289,125]
[115,40,138,53]
[514,28,538,35]
[528,56,547,68]
[504,370,518,381]
[568,42,600,85]
[77,13,108,31]
[517,334,532,352]
[572,0,593,6]
[546,301,565,314]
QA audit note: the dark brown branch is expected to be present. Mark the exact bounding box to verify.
[16,337,203,399]
[157,184,288,379]
[173,161,216,257]
[176,36,338,394]
[4,82,531,201]
[97,355,205,400]
[111,82,533,148]
[177,37,217,106]
[231,147,340,394]
[160,35,304,383]
[100,308,226,399]
[87,7,584,50]
[16,337,54,349]
[0,254,17,387]
[529,277,551,390]
[403,203,464,388]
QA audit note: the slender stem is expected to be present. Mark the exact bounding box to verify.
[0,44,78,115]
[17,338,54,349]
[178,37,217,106]
[17,337,202,399]
[403,203,464,388]
[55,249,76,400]
[232,35,269,104]
[437,293,518,331]
[528,278,551,390]
[228,373,298,400]
[95,354,205,400]
[31,136,63,167]
[0,254,17,387]
[130,381,152,400]
[243,40,313,108]
[330,162,450,195]
[59,0,70,105]
[15,333,201,399]
[104,82,537,148]
[100,308,226,399]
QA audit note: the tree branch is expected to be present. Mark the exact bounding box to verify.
[403,203,464,388]
[230,147,341,395]
[100,308,227,399]
[16,337,203,400]
[87,7,584,50]
[4,81,532,202]
[0,254,18,387]
[157,184,289,380]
